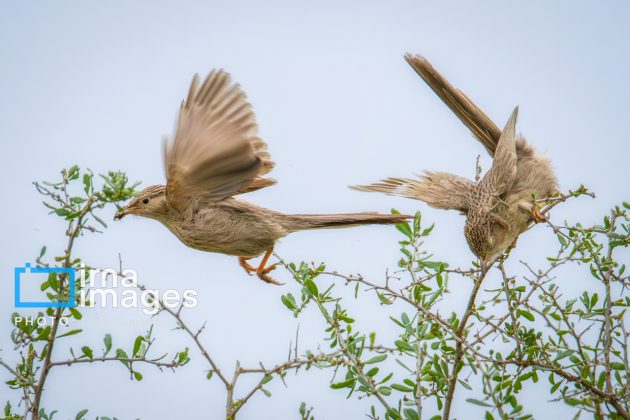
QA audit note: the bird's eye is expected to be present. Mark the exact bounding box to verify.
[142,198,149,204]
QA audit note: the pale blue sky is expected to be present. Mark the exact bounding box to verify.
[1,1,629,419]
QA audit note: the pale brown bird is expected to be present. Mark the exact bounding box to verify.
[114,70,411,284]
[352,54,557,270]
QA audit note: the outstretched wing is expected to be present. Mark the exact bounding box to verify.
[351,171,475,213]
[482,107,518,196]
[163,70,275,213]
[404,53,502,157]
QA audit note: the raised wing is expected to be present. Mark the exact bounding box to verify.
[163,70,275,212]
[482,107,518,196]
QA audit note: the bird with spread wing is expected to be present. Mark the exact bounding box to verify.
[352,54,557,270]
[115,70,411,284]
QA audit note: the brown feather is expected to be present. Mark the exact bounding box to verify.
[404,53,501,156]
[163,70,275,213]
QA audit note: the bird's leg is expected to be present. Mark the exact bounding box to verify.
[238,257,257,276]
[531,205,548,223]
[255,250,283,285]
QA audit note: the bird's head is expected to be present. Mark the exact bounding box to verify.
[114,185,168,221]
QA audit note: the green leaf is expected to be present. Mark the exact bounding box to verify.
[261,374,273,384]
[466,398,493,407]
[554,349,575,361]
[422,261,446,271]
[331,378,355,389]
[104,334,112,353]
[403,408,420,420]
[377,386,391,396]
[53,208,70,217]
[281,294,296,311]
[391,383,414,392]
[458,379,472,390]
[83,173,92,194]
[366,367,379,377]
[377,292,393,305]
[133,371,143,381]
[116,349,129,367]
[133,336,143,357]
[516,309,535,322]
[81,346,93,360]
[396,222,413,240]
[93,214,108,228]
[364,354,387,364]
[57,329,82,338]
[610,362,625,370]
[395,340,416,352]
[67,165,80,180]
[68,307,82,320]
[75,409,88,420]
[305,279,319,297]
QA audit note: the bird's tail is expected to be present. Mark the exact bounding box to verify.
[279,212,412,233]
[404,53,502,156]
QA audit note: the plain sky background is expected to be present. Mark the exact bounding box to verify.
[1,1,629,419]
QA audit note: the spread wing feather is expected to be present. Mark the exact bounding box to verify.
[351,171,475,213]
[163,70,275,212]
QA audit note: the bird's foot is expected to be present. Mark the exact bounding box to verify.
[257,264,282,285]
[238,257,257,276]
[531,205,548,223]
[241,250,284,285]
[509,239,518,250]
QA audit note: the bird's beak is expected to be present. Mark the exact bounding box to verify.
[114,209,128,221]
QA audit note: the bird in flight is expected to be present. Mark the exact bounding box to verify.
[353,54,557,271]
[115,70,411,284]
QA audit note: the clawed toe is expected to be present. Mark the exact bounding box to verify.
[238,257,257,276]
[257,263,282,285]
[257,271,284,285]
[531,206,548,223]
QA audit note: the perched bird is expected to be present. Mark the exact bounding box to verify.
[352,54,557,270]
[114,70,411,284]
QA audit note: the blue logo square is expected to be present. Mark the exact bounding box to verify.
[14,263,76,308]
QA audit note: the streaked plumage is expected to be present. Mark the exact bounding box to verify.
[353,54,557,268]
[116,70,411,284]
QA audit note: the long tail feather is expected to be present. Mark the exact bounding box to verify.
[280,212,411,232]
[404,53,502,156]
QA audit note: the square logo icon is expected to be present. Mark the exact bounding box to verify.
[14,263,76,308]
